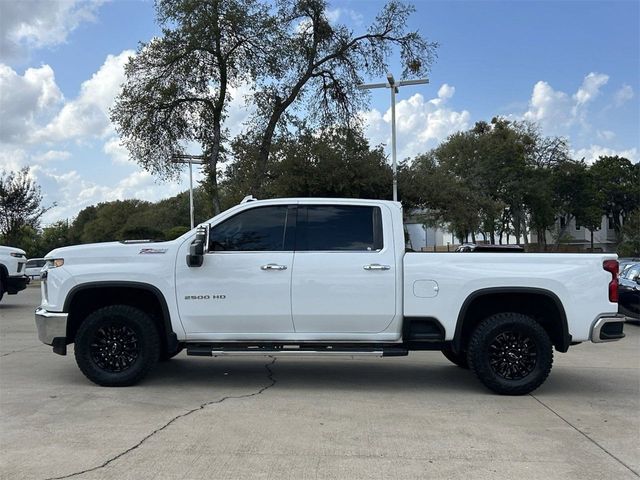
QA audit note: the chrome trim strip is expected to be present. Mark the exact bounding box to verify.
[208,350,384,357]
[35,307,68,345]
[590,314,625,343]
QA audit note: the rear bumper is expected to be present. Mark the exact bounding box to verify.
[35,307,68,354]
[590,314,626,343]
[5,275,29,294]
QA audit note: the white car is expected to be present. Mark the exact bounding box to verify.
[25,258,46,280]
[0,245,30,301]
[35,197,624,394]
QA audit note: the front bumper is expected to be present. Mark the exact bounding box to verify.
[590,314,626,343]
[6,275,30,294]
[35,307,68,355]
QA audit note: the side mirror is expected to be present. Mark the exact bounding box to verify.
[187,225,208,267]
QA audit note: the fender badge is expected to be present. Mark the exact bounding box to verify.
[139,248,168,254]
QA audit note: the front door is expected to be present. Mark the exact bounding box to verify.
[176,205,296,337]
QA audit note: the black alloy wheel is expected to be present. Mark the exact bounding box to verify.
[74,305,160,387]
[468,312,553,395]
[488,330,537,380]
[90,323,140,373]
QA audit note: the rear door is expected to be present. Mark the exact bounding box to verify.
[291,204,397,333]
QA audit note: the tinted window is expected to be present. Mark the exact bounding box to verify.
[299,206,383,251]
[209,206,291,251]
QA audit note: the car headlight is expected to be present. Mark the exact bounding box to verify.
[10,252,25,258]
[45,258,65,268]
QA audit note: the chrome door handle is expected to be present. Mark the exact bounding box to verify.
[261,263,288,271]
[363,264,391,271]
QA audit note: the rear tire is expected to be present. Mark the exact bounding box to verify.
[74,305,160,386]
[468,312,553,395]
[441,347,469,369]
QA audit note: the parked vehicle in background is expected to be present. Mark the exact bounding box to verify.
[455,243,525,252]
[618,258,640,278]
[25,258,46,280]
[619,263,640,321]
[0,246,30,302]
[35,197,624,395]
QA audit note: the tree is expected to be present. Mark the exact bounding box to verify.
[112,0,273,213]
[589,156,640,242]
[222,125,393,202]
[618,209,640,257]
[250,0,437,194]
[0,168,52,247]
[399,118,574,247]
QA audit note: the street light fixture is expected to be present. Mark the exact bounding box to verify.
[357,73,429,201]
[171,154,206,229]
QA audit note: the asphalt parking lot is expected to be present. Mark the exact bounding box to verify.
[1,285,639,480]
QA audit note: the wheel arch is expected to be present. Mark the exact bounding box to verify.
[64,281,178,357]
[452,287,570,354]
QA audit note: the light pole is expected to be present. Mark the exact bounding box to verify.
[171,154,205,229]
[357,73,429,201]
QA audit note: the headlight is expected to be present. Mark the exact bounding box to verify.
[46,258,65,268]
[10,252,25,258]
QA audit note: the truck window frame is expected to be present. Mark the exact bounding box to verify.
[295,205,384,252]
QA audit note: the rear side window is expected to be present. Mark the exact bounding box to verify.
[298,205,383,251]
[209,206,294,251]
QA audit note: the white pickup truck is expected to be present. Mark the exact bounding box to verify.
[0,245,30,302]
[35,198,625,395]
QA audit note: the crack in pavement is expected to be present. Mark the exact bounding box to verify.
[530,393,639,477]
[0,345,41,357]
[43,357,277,480]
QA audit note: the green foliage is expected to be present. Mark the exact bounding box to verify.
[0,168,52,247]
[395,118,635,249]
[112,0,436,203]
[112,0,274,212]
[590,156,640,241]
[618,209,640,257]
[165,226,191,240]
[222,126,393,202]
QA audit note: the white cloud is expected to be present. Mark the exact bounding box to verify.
[523,80,573,128]
[225,82,255,139]
[35,166,190,224]
[361,83,470,159]
[573,72,609,105]
[36,50,134,142]
[596,130,616,141]
[103,136,131,165]
[614,84,634,106]
[325,8,364,25]
[33,150,71,163]
[572,145,638,164]
[0,64,63,143]
[523,72,609,132]
[0,0,104,61]
[0,146,29,172]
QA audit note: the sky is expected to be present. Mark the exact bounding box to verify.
[0,0,638,225]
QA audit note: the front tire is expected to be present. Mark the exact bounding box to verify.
[74,305,160,386]
[468,312,553,395]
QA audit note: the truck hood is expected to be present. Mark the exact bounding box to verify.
[46,241,177,265]
[0,245,26,255]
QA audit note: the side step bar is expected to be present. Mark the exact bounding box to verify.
[186,345,408,357]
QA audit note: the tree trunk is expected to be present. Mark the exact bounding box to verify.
[590,229,594,252]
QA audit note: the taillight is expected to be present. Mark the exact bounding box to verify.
[603,260,618,303]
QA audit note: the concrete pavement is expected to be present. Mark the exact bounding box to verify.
[1,285,638,479]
